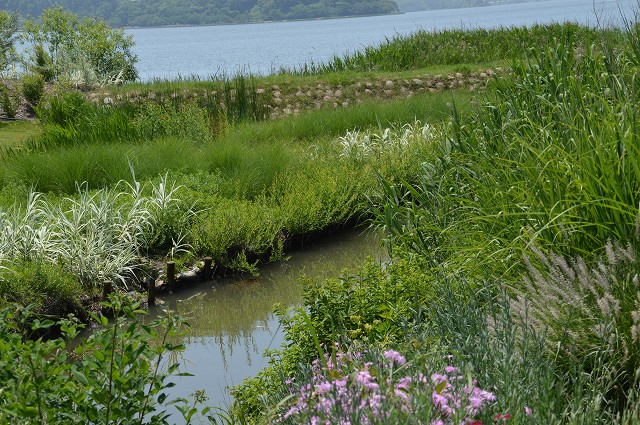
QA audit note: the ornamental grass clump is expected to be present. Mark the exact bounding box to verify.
[279,347,496,425]
[0,176,184,290]
[511,239,640,408]
[338,121,439,161]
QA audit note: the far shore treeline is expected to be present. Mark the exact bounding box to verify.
[0,0,399,27]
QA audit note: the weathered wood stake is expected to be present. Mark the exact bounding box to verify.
[167,261,176,288]
[147,278,156,305]
[202,257,213,281]
[102,280,113,300]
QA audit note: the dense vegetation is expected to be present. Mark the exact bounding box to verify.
[0,7,137,84]
[395,0,489,11]
[2,7,640,424]
[230,19,640,425]
[0,0,399,27]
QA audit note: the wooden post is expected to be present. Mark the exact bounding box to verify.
[147,277,156,305]
[102,280,113,300]
[202,257,213,281]
[167,261,176,289]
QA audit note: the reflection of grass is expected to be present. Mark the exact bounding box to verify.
[0,121,40,148]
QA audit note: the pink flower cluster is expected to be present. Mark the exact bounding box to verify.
[430,365,496,425]
[280,349,499,425]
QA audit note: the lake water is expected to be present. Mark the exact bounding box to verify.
[149,229,385,416]
[128,0,636,81]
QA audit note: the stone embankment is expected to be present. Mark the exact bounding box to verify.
[1,68,501,121]
[90,68,502,119]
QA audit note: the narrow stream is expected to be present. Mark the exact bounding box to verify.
[146,228,386,416]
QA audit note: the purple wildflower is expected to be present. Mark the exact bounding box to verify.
[383,349,407,365]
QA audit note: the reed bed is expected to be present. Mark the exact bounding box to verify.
[291,22,622,74]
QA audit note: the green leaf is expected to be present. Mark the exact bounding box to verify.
[71,369,89,386]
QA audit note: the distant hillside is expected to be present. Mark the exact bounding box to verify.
[395,0,541,12]
[0,0,399,27]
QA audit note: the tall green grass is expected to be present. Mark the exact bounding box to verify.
[0,91,464,194]
[373,27,640,276]
[292,22,621,74]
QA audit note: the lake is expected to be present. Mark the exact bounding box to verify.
[128,0,636,81]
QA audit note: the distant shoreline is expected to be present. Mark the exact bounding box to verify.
[122,11,404,30]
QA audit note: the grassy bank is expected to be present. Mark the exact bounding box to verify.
[1,20,638,424]
[229,19,640,425]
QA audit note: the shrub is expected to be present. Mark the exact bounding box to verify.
[0,296,206,424]
[0,260,82,316]
[0,82,19,118]
[29,44,55,82]
[21,73,45,107]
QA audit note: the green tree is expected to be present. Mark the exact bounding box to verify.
[0,10,19,74]
[23,6,138,83]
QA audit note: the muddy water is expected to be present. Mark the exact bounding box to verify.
[148,228,385,413]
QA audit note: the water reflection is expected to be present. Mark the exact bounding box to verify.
[149,228,385,411]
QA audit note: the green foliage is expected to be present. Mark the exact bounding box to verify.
[233,21,640,424]
[21,74,46,107]
[3,0,398,27]
[23,6,138,83]
[371,28,640,280]
[0,10,19,74]
[512,241,640,408]
[297,22,619,74]
[0,179,185,290]
[0,260,82,316]
[0,82,20,119]
[30,44,55,82]
[0,295,198,423]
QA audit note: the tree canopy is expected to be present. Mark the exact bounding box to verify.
[1,7,137,82]
[0,0,399,27]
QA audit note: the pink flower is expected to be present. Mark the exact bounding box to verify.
[383,349,406,365]
[524,406,532,416]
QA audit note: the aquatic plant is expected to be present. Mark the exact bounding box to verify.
[0,176,182,290]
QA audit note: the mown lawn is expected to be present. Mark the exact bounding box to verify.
[0,120,40,148]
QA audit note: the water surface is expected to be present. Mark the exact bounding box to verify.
[129,0,636,80]
[149,229,385,410]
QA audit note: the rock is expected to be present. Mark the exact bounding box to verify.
[103,97,114,105]
[412,78,423,85]
[385,80,394,87]
[177,269,198,284]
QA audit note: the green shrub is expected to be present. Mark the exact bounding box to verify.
[21,73,45,107]
[0,296,206,424]
[36,91,90,128]
[0,82,20,119]
[0,260,82,316]
[30,44,55,82]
